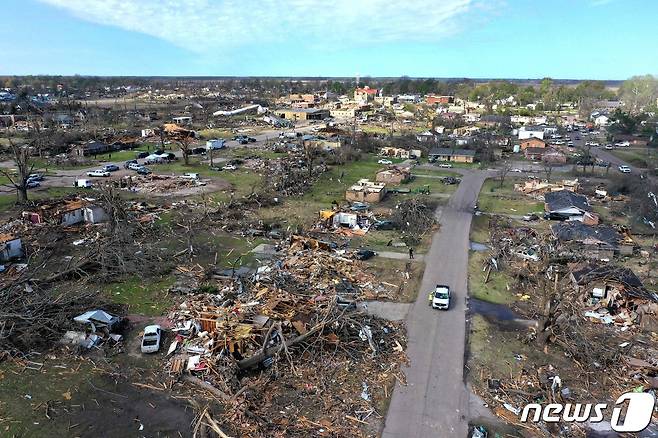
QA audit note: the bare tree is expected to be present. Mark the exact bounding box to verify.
[303,141,321,178]
[0,136,35,204]
[497,161,512,188]
[177,137,193,165]
[542,162,555,182]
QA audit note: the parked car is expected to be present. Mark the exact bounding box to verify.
[128,162,143,171]
[618,165,632,173]
[437,163,453,168]
[511,168,523,173]
[429,285,451,310]
[124,160,138,169]
[191,147,207,155]
[238,138,249,145]
[26,180,40,189]
[28,173,44,181]
[140,325,162,354]
[247,137,257,143]
[349,202,369,212]
[355,249,377,261]
[222,164,237,171]
[181,173,199,180]
[136,151,149,159]
[378,159,393,165]
[136,167,152,175]
[373,220,395,230]
[522,213,539,221]
[103,164,119,172]
[87,169,110,177]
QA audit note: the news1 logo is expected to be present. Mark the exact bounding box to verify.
[520,392,655,432]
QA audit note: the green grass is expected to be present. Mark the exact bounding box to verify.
[401,175,458,194]
[304,154,393,204]
[102,274,176,316]
[468,250,514,304]
[0,359,96,437]
[0,187,88,211]
[470,214,491,243]
[92,144,151,162]
[197,128,233,140]
[478,178,543,215]
[609,149,656,168]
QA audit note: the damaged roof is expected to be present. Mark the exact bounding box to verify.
[552,222,622,247]
[570,262,658,301]
[545,190,591,213]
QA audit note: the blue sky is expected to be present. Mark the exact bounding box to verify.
[1,0,656,79]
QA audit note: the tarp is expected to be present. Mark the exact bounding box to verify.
[74,310,119,330]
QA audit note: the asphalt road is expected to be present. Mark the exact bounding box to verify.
[382,169,489,438]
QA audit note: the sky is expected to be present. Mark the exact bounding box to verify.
[1,0,657,79]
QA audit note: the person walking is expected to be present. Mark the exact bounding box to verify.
[409,247,414,259]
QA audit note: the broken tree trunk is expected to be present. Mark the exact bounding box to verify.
[237,322,325,369]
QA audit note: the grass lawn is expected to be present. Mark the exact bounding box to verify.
[401,175,458,195]
[197,128,233,140]
[609,149,656,168]
[102,274,176,316]
[0,187,88,210]
[93,144,151,162]
[304,154,395,204]
[470,214,491,243]
[478,178,544,215]
[258,154,409,229]
[0,358,96,437]
[468,250,514,304]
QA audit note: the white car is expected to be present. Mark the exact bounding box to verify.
[222,164,237,171]
[429,284,451,310]
[511,168,523,173]
[86,169,110,177]
[378,159,393,165]
[141,325,162,354]
[437,163,453,168]
[181,172,199,180]
[128,162,143,171]
[618,165,632,173]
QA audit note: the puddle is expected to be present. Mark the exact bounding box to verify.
[469,298,537,331]
[469,241,489,251]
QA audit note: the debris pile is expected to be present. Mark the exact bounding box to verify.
[114,174,208,194]
[164,238,407,436]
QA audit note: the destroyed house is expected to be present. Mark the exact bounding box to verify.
[345,179,386,203]
[319,210,371,233]
[428,148,476,163]
[544,190,594,221]
[22,199,107,226]
[70,140,116,157]
[570,263,653,302]
[552,222,633,257]
[379,147,421,159]
[0,234,22,261]
[376,167,411,185]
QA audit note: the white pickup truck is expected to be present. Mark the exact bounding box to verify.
[428,284,451,310]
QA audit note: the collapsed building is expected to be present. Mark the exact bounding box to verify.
[551,222,634,258]
[544,190,599,224]
[345,179,387,203]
